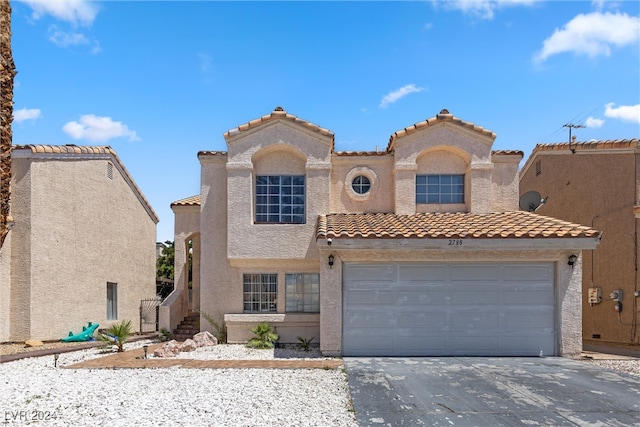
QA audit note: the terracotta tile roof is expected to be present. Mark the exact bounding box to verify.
[334,150,392,156]
[224,106,334,141]
[532,139,639,153]
[13,144,117,155]
[171,195,201,207]
[387,109,497,151]
[12,144,159,224]
[198,151,228,157]
[317,211,600,240]
[492,150,524,156]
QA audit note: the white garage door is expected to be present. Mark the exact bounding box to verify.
[343,263,555,356]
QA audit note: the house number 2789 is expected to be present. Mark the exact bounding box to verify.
[448,239,463,246]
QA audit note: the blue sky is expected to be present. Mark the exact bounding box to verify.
[10,0,640,243]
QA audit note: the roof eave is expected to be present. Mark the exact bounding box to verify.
[316,236,601,251]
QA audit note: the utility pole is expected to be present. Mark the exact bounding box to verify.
[563,123,585,154]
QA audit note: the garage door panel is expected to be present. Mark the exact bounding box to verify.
[449,335,499,352]
[343,262,556,357]
[450,289,499,304]
[397,311,447,328]
[503,290,554,304]
[345,290,396,304]
[450,312,499,329]
[397,290,448,305]
[451,266,499,281]
[343,264,397,281]
[398,265,447,281]
[344,310,394,328]
[503,265,554,281]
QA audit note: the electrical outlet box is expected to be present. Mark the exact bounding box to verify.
[610,290,623,302]
[588,288,601,304]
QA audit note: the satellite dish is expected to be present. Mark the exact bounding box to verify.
[519,191,546,212]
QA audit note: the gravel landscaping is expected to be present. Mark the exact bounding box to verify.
[0,341,357,426]
[1,340,638,426]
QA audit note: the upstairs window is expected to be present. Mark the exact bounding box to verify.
[416,174,464,204]
[351,175,371,194]
[256,175,305,224]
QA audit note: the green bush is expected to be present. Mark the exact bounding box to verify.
[98,319,133,352]
[246,322,278,349]
[297,336,315,351]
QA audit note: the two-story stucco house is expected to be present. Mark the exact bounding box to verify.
[0,145,158,342]
[165,107,601,357]
[520,138,640,356]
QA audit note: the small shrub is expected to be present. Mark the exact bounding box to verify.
[198,310,227,343]
[159,328,173,342]
[98,319,133,352]
[297,336,315,352]
[246,322,279,349]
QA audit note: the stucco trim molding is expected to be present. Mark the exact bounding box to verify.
[226,162,253,171]
[317,237,601,251]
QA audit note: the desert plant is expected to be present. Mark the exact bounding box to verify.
[297,336,315,352]
[198,310,227,343]
[159,327,173,342]
[246,322,278,349]
[98,319,133,352]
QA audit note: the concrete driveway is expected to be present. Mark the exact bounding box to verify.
[344,357,640,426]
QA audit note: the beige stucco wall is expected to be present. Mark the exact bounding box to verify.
[198,154,233,335]
[8,152,157,341]
[0,231,11,342]
[521,150,639,349]
[225,122,332,261]
[393,124,495,215]
[329,155,394,213]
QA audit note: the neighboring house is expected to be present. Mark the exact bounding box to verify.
[165,107,601,357]
[0,145,158,342]
[520,138,640,356]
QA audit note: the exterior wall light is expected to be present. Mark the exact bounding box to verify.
[328,254,335,268]
[568,254,577,268]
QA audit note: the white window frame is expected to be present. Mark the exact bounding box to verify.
[255,175,305,224]
[416,174,464,204]
[285,273,320,313]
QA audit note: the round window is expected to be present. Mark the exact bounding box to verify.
[351,175,371,194]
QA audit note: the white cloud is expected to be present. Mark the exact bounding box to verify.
[48,27,88,47]
[14,108,42,123]
[48,26,101,53]
[379,84,425,109]
[604,103,640,124]
[63,115,140,142]
[18,0,99,27]
[434,0,537,20]
[534,12,640,63]
[585,116,604,128]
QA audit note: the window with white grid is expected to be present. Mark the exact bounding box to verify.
[416,174,464,204]
[255,175,305,224]
[285,273,320,313]
[243,273,278,313]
